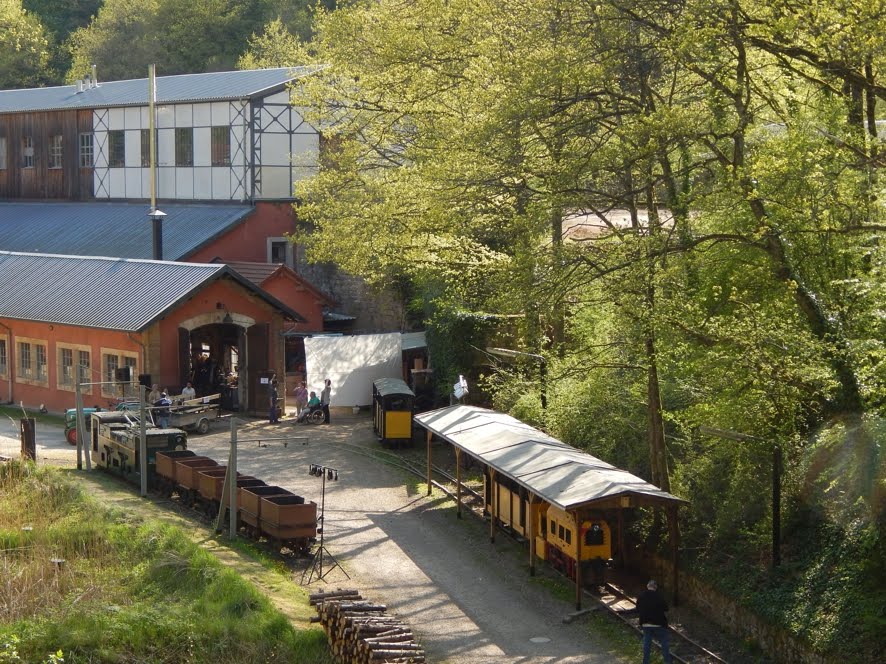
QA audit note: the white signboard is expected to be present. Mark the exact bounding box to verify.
[303,333,402,407]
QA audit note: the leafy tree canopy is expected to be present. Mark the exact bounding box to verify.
[0,0,50,88]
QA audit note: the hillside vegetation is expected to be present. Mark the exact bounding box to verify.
[3,0,886,660]
[0,461,330,663]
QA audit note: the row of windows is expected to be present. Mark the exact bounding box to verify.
[0,128,230,170]
[0,338,137,396]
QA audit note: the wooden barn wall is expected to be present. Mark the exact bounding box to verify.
[0,109,93,200]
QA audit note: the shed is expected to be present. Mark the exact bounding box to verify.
[414,405,688,609]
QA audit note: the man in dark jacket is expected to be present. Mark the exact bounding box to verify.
[637,579,672,664]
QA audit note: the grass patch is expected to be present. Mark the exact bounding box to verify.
[0,405,65,429]
[0,461,332,664]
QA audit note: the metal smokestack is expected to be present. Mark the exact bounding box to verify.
[149,208,166,260]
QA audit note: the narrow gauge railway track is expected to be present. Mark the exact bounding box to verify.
[333,441,732,663]
[599,582,729,664]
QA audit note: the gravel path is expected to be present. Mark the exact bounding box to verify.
[1,413,620,663]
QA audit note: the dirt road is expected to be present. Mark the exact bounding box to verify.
[1,413,620,664]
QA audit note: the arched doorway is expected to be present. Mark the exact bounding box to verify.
[178,312,258,412]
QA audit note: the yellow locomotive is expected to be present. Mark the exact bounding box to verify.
[484,471,612,583]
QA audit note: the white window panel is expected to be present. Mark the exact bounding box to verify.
[257,166,292,199]
[157,128,175,167]
[193,127,211,167]
[108,107,126,130]
[211,167,232,200]
[210,101,229,126]
[158,166,176,198]
[156,106,175,129]
[291,132,319,165]
[108,168,126,196]
[125,168,144,198]
[174,104,193,127]
[175,168,194,199]
[124,129,140,167]
[260,134,289,166]
[124,107,141,129]
[193,167,212,199]
[264,91,289,105]
[193,103,211,126]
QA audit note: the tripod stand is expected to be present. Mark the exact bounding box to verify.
[302,463,350,583]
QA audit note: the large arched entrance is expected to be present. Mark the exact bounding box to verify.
[178,312,265,413]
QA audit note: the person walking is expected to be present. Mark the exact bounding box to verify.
[269,379,279,424]
[320,378,331,424]
[638,579,672,664]
[293,381,308,417]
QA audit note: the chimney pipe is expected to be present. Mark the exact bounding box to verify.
[149,208,166,260]
[91,64,99,87]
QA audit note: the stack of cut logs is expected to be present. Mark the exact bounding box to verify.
[310,589,426,663]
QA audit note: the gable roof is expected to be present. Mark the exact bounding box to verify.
[0,202,253,260]
[225,260,335,305]
[0,251,305,331]
[415,405,687,512]
[0,67,318,115]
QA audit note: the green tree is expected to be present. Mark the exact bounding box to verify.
[237,18,304,70]
[0,0,50,88]
[67,0,334,82]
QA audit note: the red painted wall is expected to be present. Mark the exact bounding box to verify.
[154,277,284,388]
[0,277,288,415]
[0,319,141,414]
[261,272,326,332]
[187,202,296,263]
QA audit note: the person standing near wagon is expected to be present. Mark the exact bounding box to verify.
[293,380,308,417]
[269,379,280,424]
[154,392,172,429]
[638,579,672,664]
[181,381,196,402]
[320,378,331,424]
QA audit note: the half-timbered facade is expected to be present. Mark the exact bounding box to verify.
[0,67,319,202]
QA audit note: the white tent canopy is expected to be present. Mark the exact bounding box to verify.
[304,332,403,407]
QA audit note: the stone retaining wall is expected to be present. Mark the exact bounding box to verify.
[636,551,834,664]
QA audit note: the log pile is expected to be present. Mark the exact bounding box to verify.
[310,589,426,663]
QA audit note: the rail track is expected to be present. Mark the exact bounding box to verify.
[333,439,734,663]
[596,582,729,664]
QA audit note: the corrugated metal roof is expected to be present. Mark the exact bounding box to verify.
[373,377,414,397]
[414,405,687,511]
[0,251,225,331]
[225,261,282,285]
[0,67,317,114]
[0,251,305,330]
[0,202,253,260]
[401,331,427,351]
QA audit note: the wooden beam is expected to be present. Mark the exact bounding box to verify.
[455,447,462,519]
[489,469,497,543]
[426,429,432,496]
[617,508,625,570]
[528,494,536,576]
[574,510,583,610]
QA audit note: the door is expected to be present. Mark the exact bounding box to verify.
[246,323,269,415]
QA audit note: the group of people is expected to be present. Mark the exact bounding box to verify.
[147,383,172,428]
[269,378,331,424]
